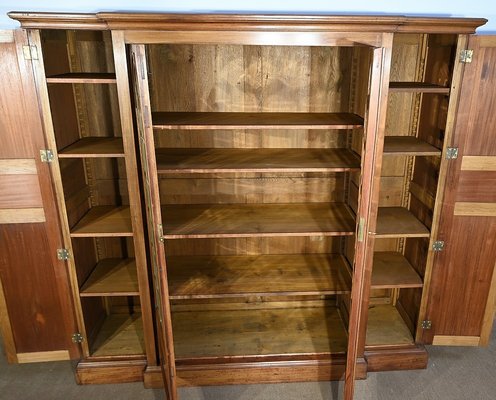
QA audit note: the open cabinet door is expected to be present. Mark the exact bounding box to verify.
[128,43,177,399]
[422,35,496,347]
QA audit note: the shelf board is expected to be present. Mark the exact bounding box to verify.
[383,136,441,156]
[152,112,364,130]
[389,82,450,94]
[156,148,361,173]
[58,137,125,158]
[80,258,139,297]
[375,207,430,238]
[366,304,414,346]
[172,304,348,361]
[70,206,133,237]
[90,313,145,357]
[46,72,117,84]
[371,252,423,289]
[167,254,351,299]
[161,203,356,239]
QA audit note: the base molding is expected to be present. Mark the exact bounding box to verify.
[76,359,147,384]
[144,357,367,388]
[364,345,428,372]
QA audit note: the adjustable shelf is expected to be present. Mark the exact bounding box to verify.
[375,207,430,238]
[161,203,356,239]
[46,72,117,84]
[172,303,348,361]
[58,137,125,158]
[156,148,361,174]
[152,112,364,130]
[167,254,351,299]
[70,206,133,237]
[371,252,423,289]
[389,82,450,94]
[366,304,414,347]
[383,136,441,156]
[80,258,139,297]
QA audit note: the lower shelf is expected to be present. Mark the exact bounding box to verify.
[172,302,348,362]
[366,304,414,347]
[90,313,145,357]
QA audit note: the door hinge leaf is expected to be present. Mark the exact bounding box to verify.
[445,147,459,160]
[421,320,432,330]
[40,149,55,163]
[71,333,84,343]
[460,49,473,63]
[432,241,445,252]
[57,248,70,260]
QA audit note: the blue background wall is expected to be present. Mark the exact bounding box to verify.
[1,1,494,32]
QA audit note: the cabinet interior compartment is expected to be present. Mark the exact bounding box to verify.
[366,33,458,347]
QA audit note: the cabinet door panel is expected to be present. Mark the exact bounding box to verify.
[423,35,496,346]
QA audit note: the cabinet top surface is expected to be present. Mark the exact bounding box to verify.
[8,11,486,33]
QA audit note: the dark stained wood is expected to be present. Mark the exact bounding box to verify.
[364,345,428,371]
[167,254,351,299]
[76,359,147,384]
[58,137,124,158]
[0,175,43,208]
[375,207,430,238]
[162,203,356,238]
[46,72,116,83]
[389,82,450,93]
[383,136,441,156]
[153,112,364,130]
[455,171,496,202]
[156,148,361,173]
[70,206,133,237]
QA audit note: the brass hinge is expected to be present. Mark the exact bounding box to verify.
[432,241,445,252]
[357,217,365,242]
[40,149,55,163]
[445,147,459,160]
[22,45,38,60]
[71,333,84,343]
[57,248,70,260]
[158,224,164,243]
[460,49,473,63]
[421,320,432,330]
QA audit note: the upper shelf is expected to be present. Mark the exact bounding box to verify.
[389,82,450,94]
[58,137,124,158]
[383,136,441,156]
[155,148,361,173]
[152,112,364,130]
[161,202,356,239]
[46,73,117,84]
[375,207,430,238]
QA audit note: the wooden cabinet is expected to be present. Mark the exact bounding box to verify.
[1,11,495,400]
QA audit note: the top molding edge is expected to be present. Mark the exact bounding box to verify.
[8,12,487,34]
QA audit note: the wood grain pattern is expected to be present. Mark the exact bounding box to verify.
[375,207,430,238]
[366,304,414,346]
[70,206,133,237]
[76,359,147,384]
[80,258,139,296]
[156,148,361,173]
[167,254,351,299]
[431,335,480,346]
[0,159,37,174]
[389,82,450,93]
[383,136,441,156]
[46,72,116,83]
[162,203,356,238]
[364,345,428,371]
[455,171,496,202]
[172,305,348,361]
[0,208,45,223]
[371,252,423,289]
[0,174,43,208]
[16,350,70,363]
[0,278,17,362]
[153,112,364,130]
[454,202,496,216]
[58,137,124,158]
[461,156,496,171]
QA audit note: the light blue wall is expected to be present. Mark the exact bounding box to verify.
[1,1,495,32]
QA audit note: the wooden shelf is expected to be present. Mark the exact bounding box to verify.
[80,259,139,297]
[155,148,361,173]
[389,82,450,94]
[371,252,423,289]
[70,206,133,237]
[58,137,124,158]
[383,136,441,156]
[172,303,348,361]
[90,313,145,357]
[161,203,356,239]
[366,304,414,346]
[375,207,430,238]
[46,72,117,84]
[167,254,351,299]
[152,112,364,130]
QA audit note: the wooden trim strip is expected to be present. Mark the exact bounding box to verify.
[8,12,106,30]
[461,156,496,171]
[478,36,496,47]
[454,202,496,217]
[0,208,45,224]
[0,30,14,43]
[16,350,70,363]
[0,159,37,174]
[480,260,496,346]
[0,279,17,363]
[124,30,382,47]
[432,335,480,346]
